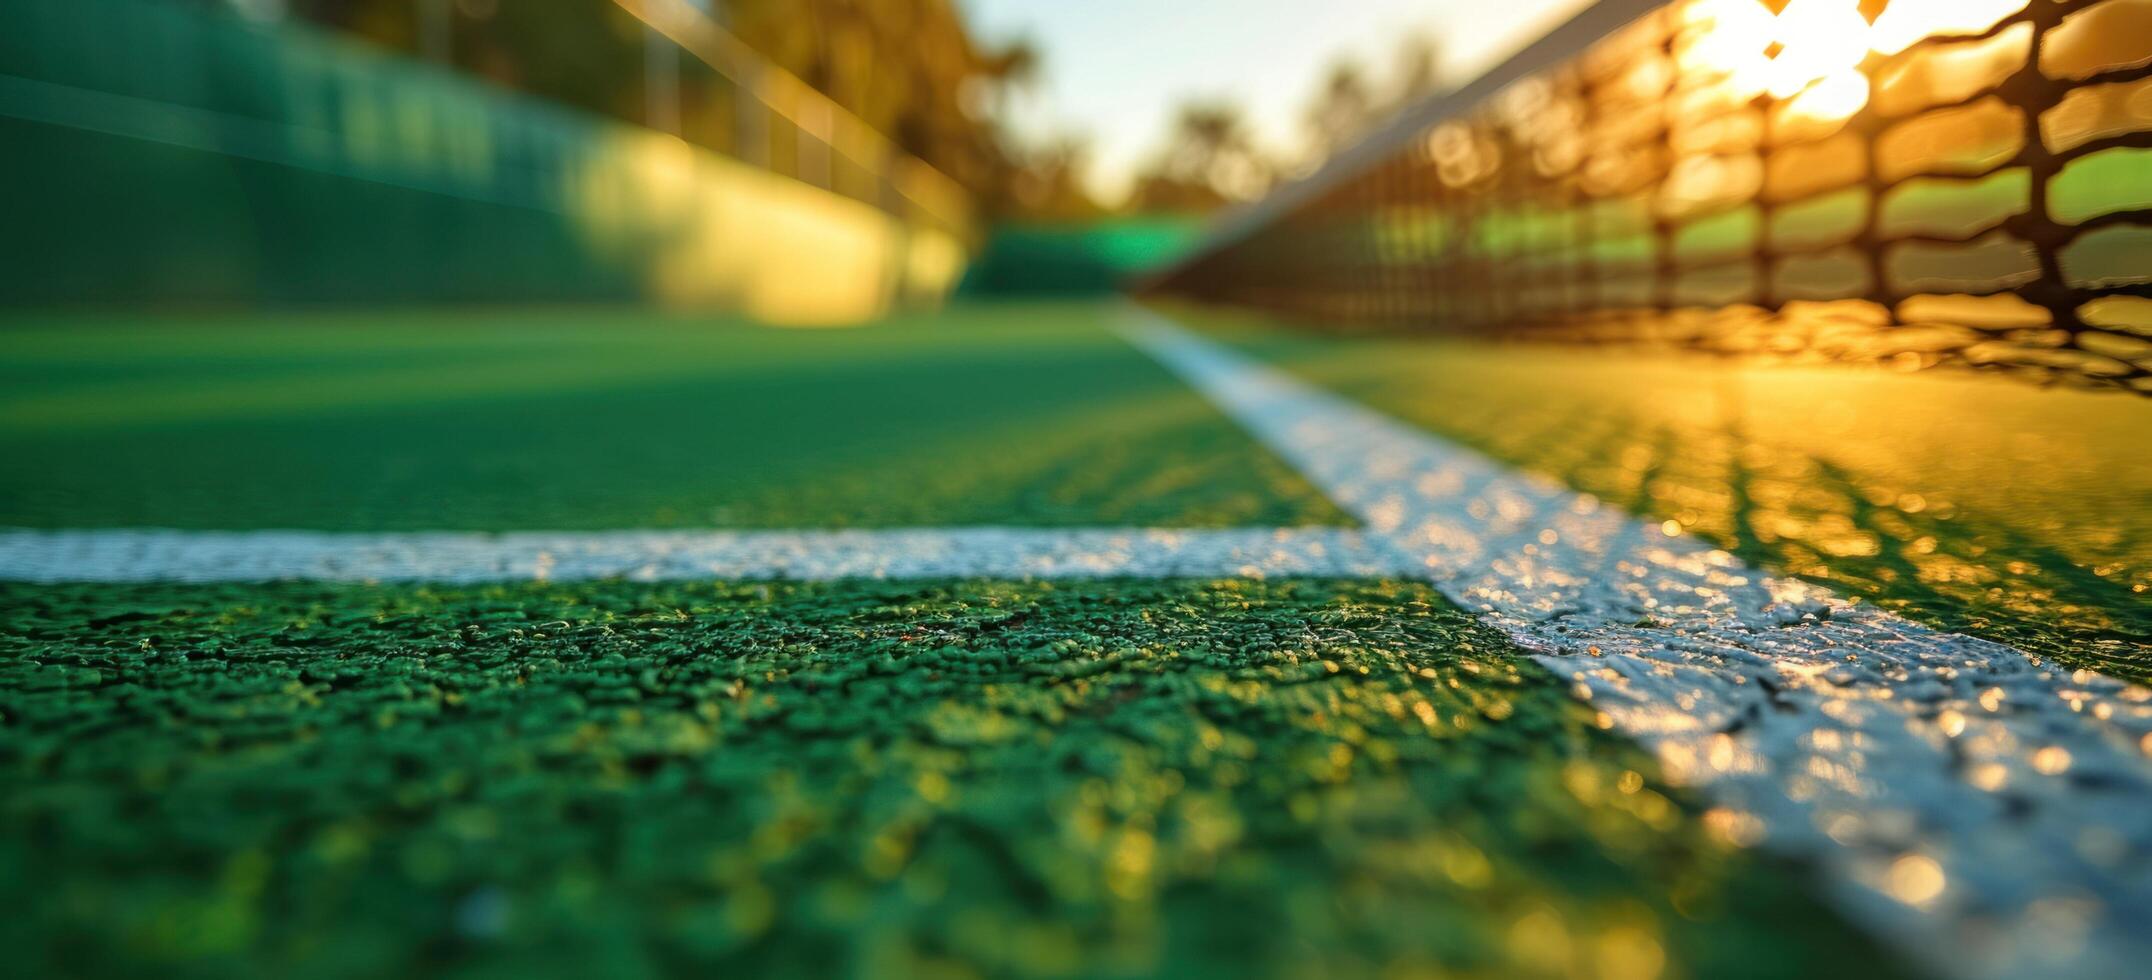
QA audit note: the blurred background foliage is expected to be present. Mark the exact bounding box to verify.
[252,0,1084,218]
[210,0,1448,221]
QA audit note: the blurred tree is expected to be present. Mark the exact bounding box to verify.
[723,0,1041,209]
[1129,102,1271,214]
[282,0,654,121]
[1123,31,1452,215]
[1388,34,1447,110]
[1006,135,1109,221]
[1285,35,1449,178]
[1303,61,1377,163]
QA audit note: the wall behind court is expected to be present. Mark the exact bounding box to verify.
[0,0,971,322]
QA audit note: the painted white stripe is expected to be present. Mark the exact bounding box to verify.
[0,526,1408,584]
[1114,308,2152,980]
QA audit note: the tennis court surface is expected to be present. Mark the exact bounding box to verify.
[4,300,2147,979]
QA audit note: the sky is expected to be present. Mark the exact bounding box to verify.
[954,0,1593,205]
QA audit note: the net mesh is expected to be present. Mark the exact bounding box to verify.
[1154,0,2152,392]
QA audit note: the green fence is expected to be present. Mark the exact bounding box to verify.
[0,0,970,319]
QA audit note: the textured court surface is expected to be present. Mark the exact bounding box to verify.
[1191,308,2151,685]
[3,300,2147,979]
[1,578,1907,980]
[0,305,1342,531]
[1117,310,2151,980]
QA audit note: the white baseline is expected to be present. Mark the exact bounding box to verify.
[0,526,1406,584]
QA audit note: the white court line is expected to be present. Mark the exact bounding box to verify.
[0,526,1408,583]
[1113,308,2152,980]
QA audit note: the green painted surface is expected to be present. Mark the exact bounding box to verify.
[0,114,642,306]
[961,220,1205,296]
[0,577,1910,979]
[0,0,964,313]
[1190,309,2152,683]
[0,304,1345,530]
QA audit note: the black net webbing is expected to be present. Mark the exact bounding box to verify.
[1152,0,2152,392]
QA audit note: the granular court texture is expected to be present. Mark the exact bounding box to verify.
[0,578,1907,979]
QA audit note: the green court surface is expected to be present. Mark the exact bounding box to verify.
[1189,308,2152,682]
[0,578,1909,980]
[3,299,2139,979]
[0,304,1344,531]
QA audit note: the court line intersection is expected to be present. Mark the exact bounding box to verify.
[2,306,2145,977]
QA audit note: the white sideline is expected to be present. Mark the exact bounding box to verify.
[1113,308,2152,980]
[0,526,1407,584]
